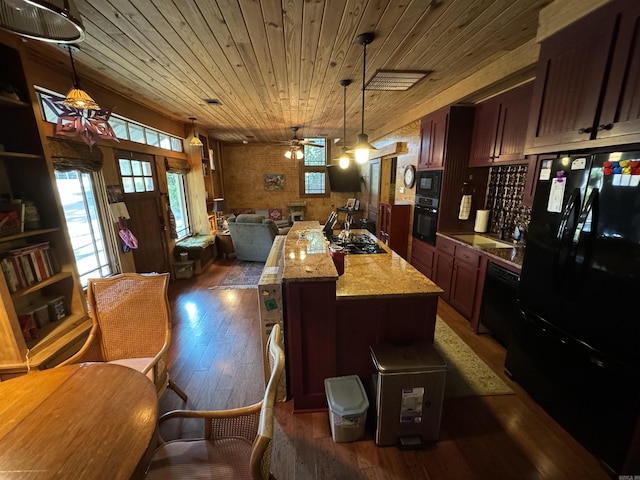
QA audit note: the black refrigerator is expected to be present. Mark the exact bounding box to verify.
[505,150,640,474]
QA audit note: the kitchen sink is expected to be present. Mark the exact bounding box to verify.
[450,234,515,249]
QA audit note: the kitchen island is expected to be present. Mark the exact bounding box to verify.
[281,222,443,411]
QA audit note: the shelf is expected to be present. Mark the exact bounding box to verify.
[0,96,29,108]
[10,272,73,300]
[0,151,42,160]
[0,227,59,244]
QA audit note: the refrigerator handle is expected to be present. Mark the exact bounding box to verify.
[554,188,581,281]
[572,188,599,281]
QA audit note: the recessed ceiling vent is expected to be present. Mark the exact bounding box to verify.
[365,70,432,91]
[204,98,222,105]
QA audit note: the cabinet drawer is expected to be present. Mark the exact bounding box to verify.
[455,245,481,268]
[411,239,435,269]
[435,236,456,255]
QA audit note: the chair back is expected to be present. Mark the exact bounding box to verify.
[87,273,171,362]
[250,323,285,480]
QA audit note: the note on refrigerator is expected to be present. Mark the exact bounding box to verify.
[547,178,565,213]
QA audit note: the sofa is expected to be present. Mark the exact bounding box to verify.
[226,214,279,262]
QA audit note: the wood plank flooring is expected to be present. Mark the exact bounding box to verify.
[160,258,613,479]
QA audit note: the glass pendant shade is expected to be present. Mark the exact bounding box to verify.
[0,0,85,43]
[354,133,375,164]
[63,86,99,110]
[338,149,351,169]
[189,117,203,147]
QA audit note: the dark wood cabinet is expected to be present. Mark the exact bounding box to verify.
[410,238,435,280]
[449,246,481,319]
[418,108,449,170]
[526,0,640,153]
[470,82,533,167]
[377,202,411,259]
[433,235,484,323]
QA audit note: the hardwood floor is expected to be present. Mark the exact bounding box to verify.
[160,258,612,479]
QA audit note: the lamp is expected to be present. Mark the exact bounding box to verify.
[212,197,226,230]
[337,79,352,169]
[284,147,303,160]
[189,117,203,147]
[353,32,378,164]
[0,0,85,43]
[61,44,100,111]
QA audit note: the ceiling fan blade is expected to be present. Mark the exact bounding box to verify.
[300,141,324,148]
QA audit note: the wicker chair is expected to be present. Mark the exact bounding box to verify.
[144,323,286,480]
[58,272,187,401]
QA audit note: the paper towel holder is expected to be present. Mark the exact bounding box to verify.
[474,209,490,233]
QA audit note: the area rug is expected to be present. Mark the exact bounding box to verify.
[434,317,514,398]
[209,261,265,289]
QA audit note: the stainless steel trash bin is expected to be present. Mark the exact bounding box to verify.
[370,342,446,447]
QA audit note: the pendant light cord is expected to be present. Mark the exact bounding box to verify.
[343,82,347,142]
[360,40,366,135]
[68,47,80,89]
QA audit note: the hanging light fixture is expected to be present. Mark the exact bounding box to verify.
[337,79,352,169]
[284,147,303,160]
[189,117,203,147]
[0,0,85,43]
[60,44,100,111]
[353,32,377,165]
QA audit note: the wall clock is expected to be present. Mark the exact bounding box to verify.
[404,165,416,188]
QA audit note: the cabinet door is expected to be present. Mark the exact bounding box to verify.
[495,82,533,164]
[525,3,618,151]
[433,251,453,302]
[418,108,448,170]
[429,109,448,169]
[469,97,501,167]
[598,1,640,142]
[418,116,433,170]
[449,260,478,319]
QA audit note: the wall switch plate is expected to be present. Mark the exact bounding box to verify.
[399,186,405,193]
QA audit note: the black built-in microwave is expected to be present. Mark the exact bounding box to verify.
[415,170,442,198]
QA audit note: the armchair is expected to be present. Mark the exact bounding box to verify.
[227,214,279,262]
[144,323,285,480]
[58,273,187,402]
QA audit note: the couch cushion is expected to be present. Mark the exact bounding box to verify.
[235,213,265,224]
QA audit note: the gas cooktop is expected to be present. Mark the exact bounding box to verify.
[328,234,387,255]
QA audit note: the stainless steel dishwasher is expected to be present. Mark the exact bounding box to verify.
[479,262,520,348]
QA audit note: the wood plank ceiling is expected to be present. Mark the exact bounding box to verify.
[37,0,550,144]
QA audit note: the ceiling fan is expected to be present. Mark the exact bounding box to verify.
[278,126,325,149]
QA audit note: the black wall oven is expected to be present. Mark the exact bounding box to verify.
[412,195,439,245]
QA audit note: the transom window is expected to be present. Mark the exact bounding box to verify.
[300,139,329,197]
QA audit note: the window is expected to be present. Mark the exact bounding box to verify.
[119,158,155,193]
[35,88,184,153]
[300,138,329,196]
[167,172,190,239]
[55,171,115,288]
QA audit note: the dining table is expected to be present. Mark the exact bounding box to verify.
[0,362,158,479]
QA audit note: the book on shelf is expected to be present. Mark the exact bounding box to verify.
[0,242,56,292]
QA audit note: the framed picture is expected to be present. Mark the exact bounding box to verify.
[346,198,355,209]
[264,174,285,190]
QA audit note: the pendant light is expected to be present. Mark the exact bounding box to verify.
[337,79,352,169]
[189,117,203,147]
[61,44,100,111]
[353,32,377,164]
[0,0,85,43]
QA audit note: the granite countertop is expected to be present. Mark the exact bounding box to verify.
[437,232,525,271]
[282,222,443,299]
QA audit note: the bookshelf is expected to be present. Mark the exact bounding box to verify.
[0,38,90,379]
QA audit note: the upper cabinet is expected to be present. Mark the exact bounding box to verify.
[418,108,449,170]
[470,82,534,167]
[526,0,640,153]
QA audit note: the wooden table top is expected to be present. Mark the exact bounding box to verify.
[0,363,158,479]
